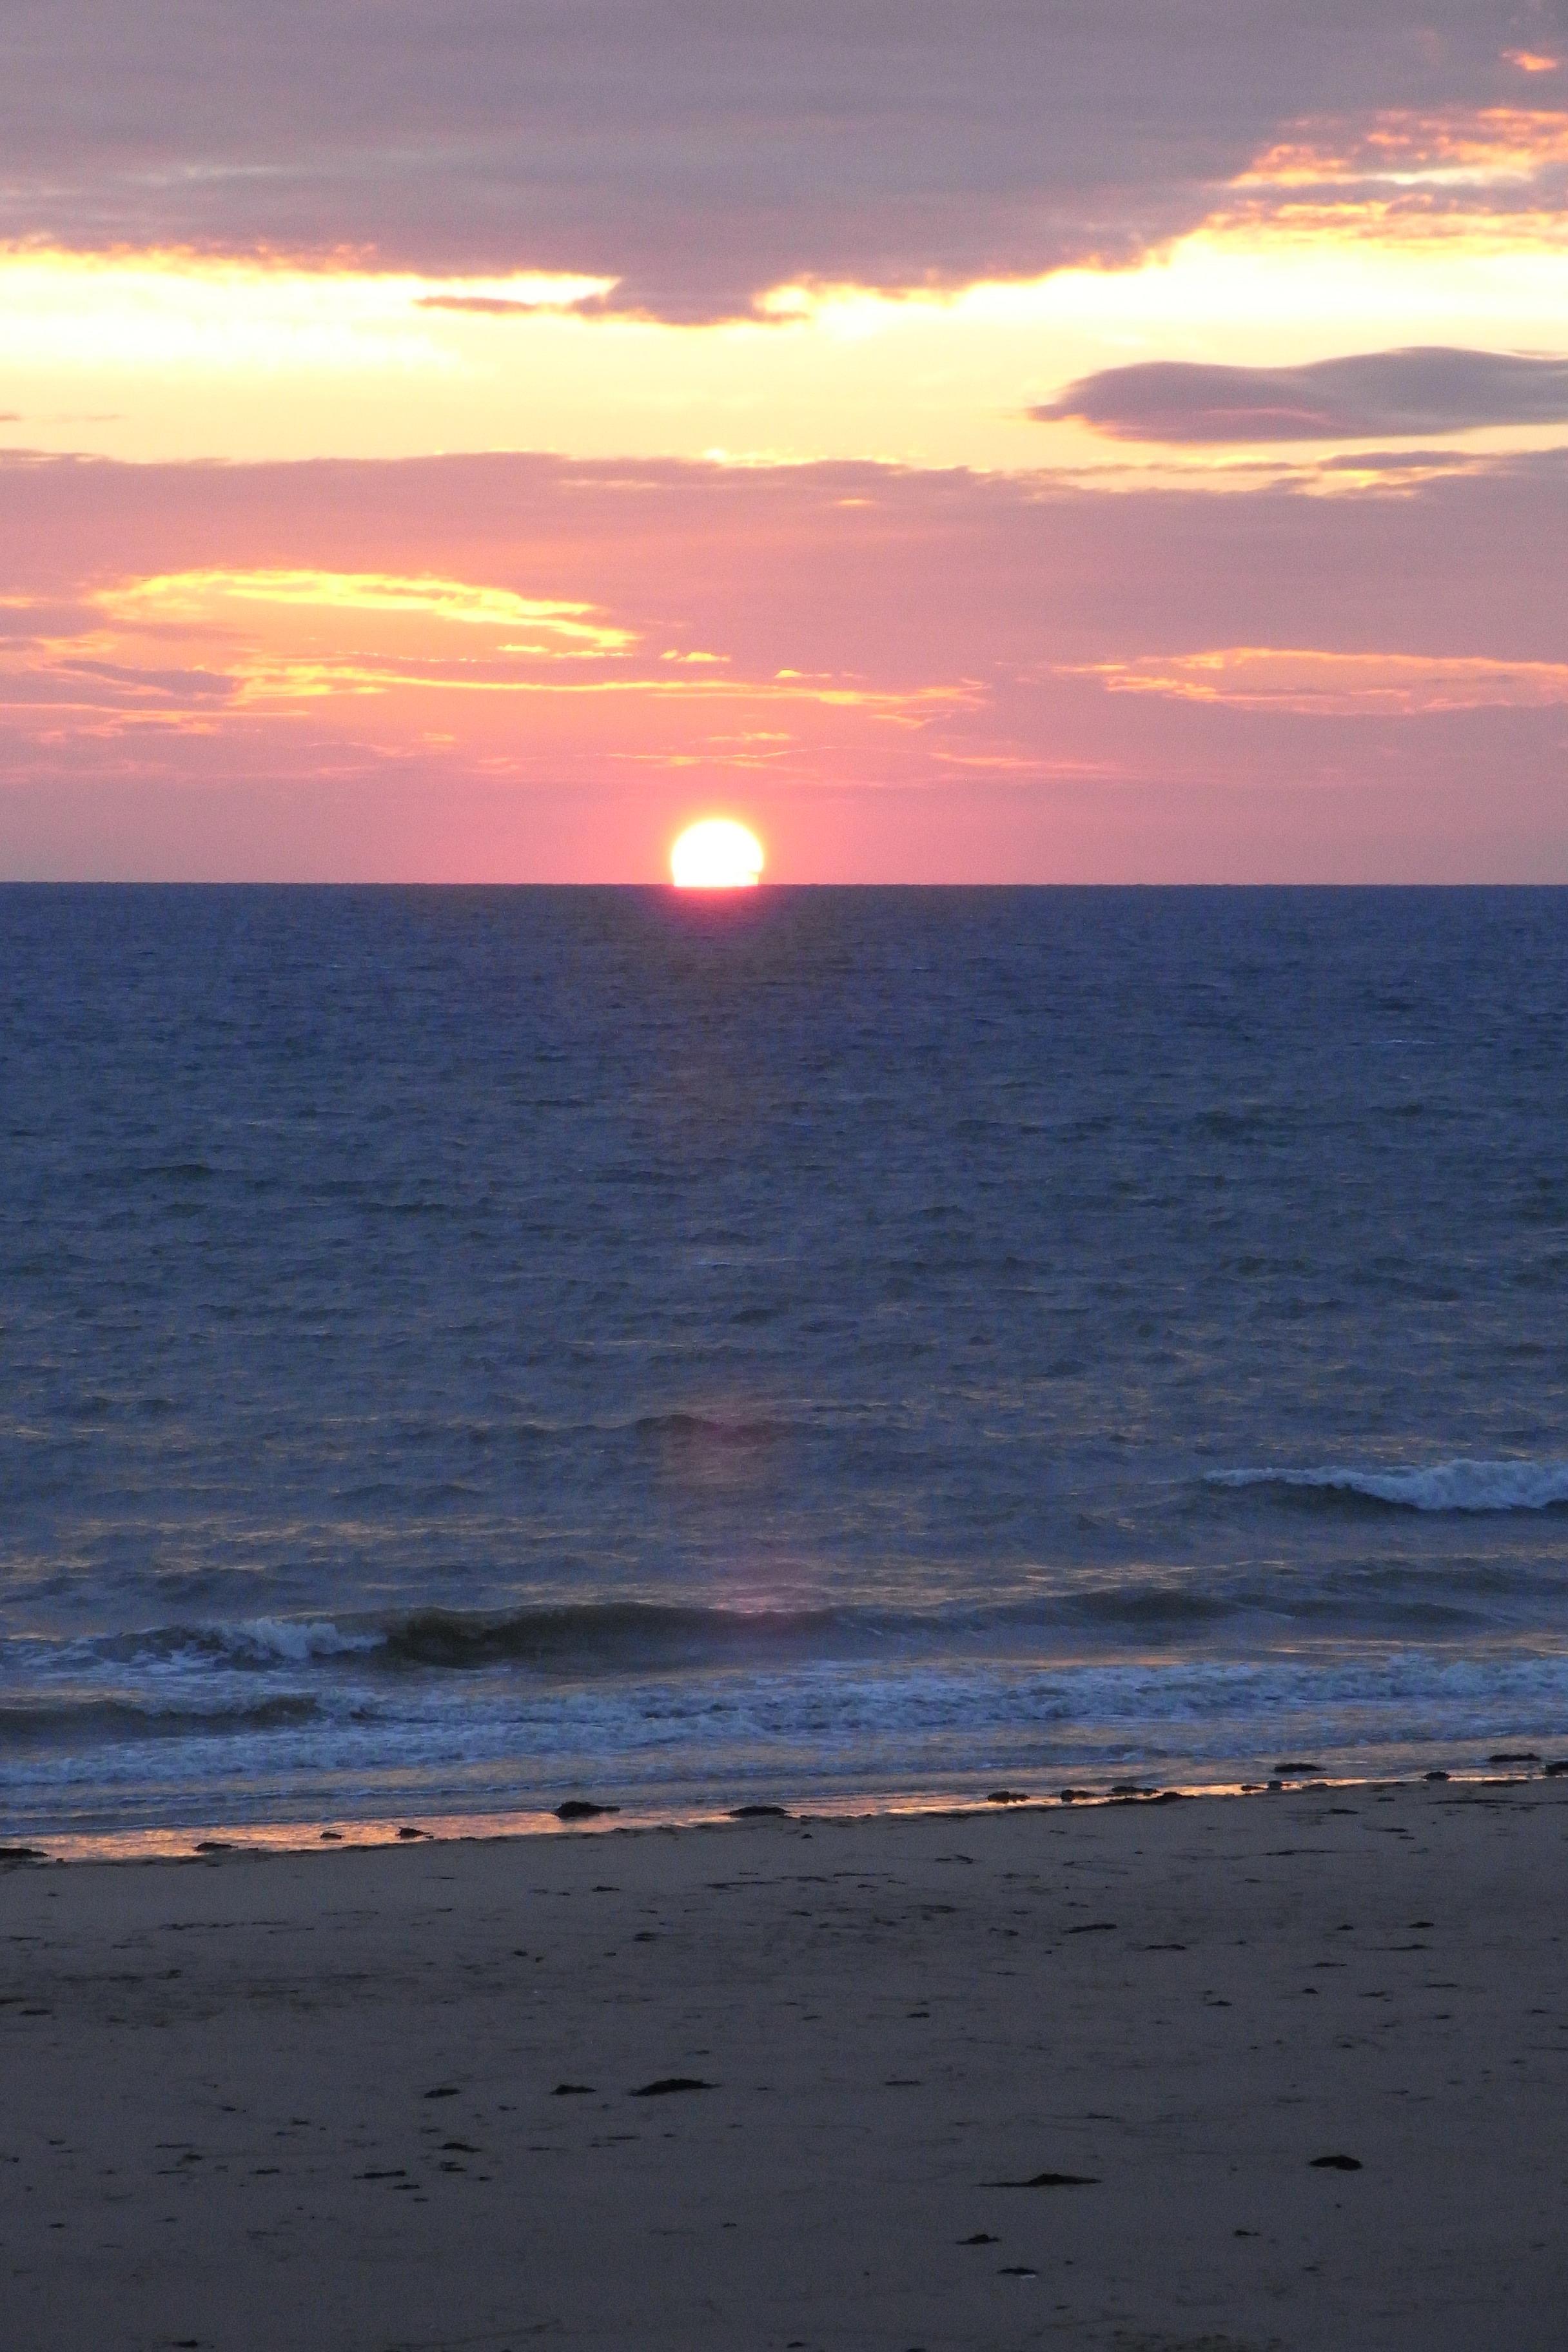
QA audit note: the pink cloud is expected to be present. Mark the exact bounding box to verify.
[1,447,1567,879]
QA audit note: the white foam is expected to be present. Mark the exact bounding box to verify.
[1209,1458,1568,1513]
[226,1618,382,1663]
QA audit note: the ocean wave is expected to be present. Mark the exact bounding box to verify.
[1206,1458,1568,1514]
[121,1616,384,1668]
[11,1565,1568,1694]
[0,1693,318,1749]
[0,1594,1254,1685]
[379,1602,845,1670]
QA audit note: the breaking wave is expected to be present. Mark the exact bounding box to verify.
[1207,1458,1568,1514]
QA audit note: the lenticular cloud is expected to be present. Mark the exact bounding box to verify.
[1034,348,1568,445]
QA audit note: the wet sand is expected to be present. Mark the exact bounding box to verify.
[4,1778,1567,2351]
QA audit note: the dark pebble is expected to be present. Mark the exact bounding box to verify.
[396,1826,427,1839]
[0,1845,46,1864]
[1309,2154,1362,2171]
[986,1789,1031,1804]
[556,1800,620,1821]
[551,2083,595,2096]
[630,2076,713,2097]
[729,1804,790,1818]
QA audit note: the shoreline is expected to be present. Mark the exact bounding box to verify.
[5,1757,1562,1868]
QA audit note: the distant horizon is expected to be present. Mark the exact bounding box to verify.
[4,877,1568,892]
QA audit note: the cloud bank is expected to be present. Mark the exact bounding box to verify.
[1,1,1554,315]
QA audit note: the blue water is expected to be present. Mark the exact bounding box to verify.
[4,885,1568,1838]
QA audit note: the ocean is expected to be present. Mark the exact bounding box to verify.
[3,884,1567,1844]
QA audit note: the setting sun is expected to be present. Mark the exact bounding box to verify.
[669,818,765,889]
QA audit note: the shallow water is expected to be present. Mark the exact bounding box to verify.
[4,884,1568,1836]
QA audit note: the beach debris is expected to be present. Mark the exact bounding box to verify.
[1309,2153,1362,2170]
[0,1845,46,1865]
[1273,1762,1324,1776]
[396,1825,428,1839]
[1150,1789,1190,1803]
[1109,1781,1157,1798]
[1487,1751,1540,1765]
[986,1789,1031,1803]
[556,1799,620,1821]
[1424,1770,1450,1781]
[630,2076,713,2097]
[194,1839,233,1852]
[985,2169,1100,2188]
[729,1803,790,1818]
[1057,1787,1094,1801]
[551,2082,595,2096]
[320,1829,344,1840]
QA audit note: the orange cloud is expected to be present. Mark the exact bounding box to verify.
[1213,108,1568,258]
[102,567,636,654]
[0,552,972,805]
[1235,110,1568,191]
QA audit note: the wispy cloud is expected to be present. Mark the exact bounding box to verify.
[1073,647,1568,714]
[103,568,636,652]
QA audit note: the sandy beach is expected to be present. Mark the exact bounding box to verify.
[4,1779,1567,2352]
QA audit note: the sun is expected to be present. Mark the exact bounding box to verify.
[669,817,765,889]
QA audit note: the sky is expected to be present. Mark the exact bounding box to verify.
[3,0,1567,881]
